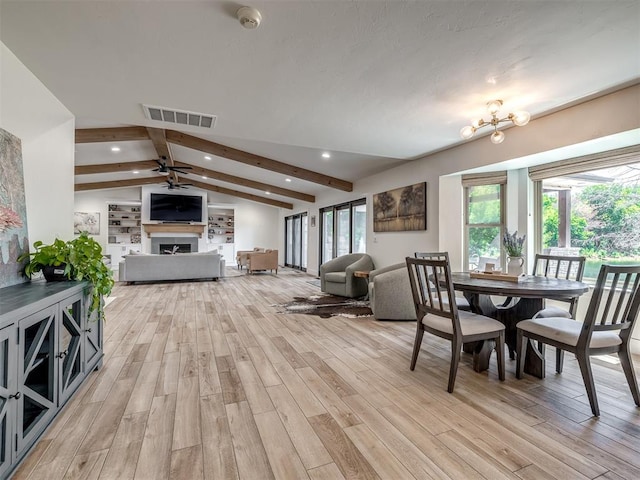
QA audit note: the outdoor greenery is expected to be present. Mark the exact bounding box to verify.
[467,184,502,258]
[543,183,640,258]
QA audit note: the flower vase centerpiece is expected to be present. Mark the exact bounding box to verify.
[503,230,526,276]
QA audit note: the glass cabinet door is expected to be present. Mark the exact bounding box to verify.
[17,306,57,455]
[58,293,84,405]
[83,293,103,372]
[0,326,17,479]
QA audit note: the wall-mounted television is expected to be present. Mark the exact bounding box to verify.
[149,193,203,222]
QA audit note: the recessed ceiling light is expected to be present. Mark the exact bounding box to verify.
[111,146,121,152]
[132,170,139,174]
[265,191,271,195]
[202,176,207,179]
[204,155,212,160]
[321,152,331,159]
[285,178,292,182]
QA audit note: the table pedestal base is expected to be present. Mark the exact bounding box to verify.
[463,293,546,378]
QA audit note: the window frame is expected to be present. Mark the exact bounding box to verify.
[284,212,308,271]
[463,182,506,271]
[319,198,366,265]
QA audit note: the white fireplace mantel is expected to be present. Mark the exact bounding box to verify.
[142,223,205,238]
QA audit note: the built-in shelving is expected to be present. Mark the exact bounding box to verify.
[208,208,234,244]
[108,203,141,244]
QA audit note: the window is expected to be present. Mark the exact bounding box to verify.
[284,212,307,271]
[320,199,366,264]
[463,173,506,271]
[537,160,640,282]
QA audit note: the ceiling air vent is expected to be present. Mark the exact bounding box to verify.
[142,104,217,129]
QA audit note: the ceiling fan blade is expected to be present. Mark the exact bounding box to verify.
[171,168,191,175]
[170,165,192,170]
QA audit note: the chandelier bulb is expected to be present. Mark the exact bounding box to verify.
[486,99,503,116]
[490,130,505,144]
[511,110,531,126]
[460,125,476,139]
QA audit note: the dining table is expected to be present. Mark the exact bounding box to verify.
[450,272,590,377]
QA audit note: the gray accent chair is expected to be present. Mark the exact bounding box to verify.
[368,263,416,320]
[320,253,374,298]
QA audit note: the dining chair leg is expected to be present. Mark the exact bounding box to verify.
[556,348,565,374]
[447,342,461,393]
[410,324,424,371]
[618,346,640,407]
[515,330,526,379]
[576,352,599,416]
[496,331,505,381]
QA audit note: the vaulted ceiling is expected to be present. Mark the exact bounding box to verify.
[1,1,638,207]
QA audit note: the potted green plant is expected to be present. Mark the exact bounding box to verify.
[18,232,114,320]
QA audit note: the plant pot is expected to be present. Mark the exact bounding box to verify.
[507,256,525,276]
[42,264,69,281]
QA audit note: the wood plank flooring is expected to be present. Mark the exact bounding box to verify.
[12,269,640,480]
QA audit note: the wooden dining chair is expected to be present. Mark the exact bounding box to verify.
[414,252,471,311]
[532,254,586,318]
[406,256,505,393]
[516,264,640,416]
[531,253,586,372]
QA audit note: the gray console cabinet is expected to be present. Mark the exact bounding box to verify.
[0,281,103,479]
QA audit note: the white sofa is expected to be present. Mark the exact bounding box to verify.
[119,252,225,283]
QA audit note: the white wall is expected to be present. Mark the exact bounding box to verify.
[1,43,75,244]
[234,200,280,253]
[74,187,142,249]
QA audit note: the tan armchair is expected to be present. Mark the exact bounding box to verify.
[247,249,278,274]
[236,247,264,270]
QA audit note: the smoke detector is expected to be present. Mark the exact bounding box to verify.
[237,6,262,29]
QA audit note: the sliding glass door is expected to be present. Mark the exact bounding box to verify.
[320,199,366,264]
[285,212,308,271]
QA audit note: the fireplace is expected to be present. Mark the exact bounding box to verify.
[159,243,192,254]
[151,236,198,254]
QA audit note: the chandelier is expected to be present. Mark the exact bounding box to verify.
[460,100,530,144]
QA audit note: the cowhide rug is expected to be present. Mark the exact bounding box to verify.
[275,294,372,318]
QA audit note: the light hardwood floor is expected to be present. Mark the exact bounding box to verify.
[13,268,640,480]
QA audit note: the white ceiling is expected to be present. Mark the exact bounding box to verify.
[1,1,639,204]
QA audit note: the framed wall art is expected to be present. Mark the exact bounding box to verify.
[0,128,30,288]
[373,182,426,232]
[74,212,100,235]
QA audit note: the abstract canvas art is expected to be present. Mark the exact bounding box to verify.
[74,212,100,235]
[0,128,29,288]
[373,182,426,232]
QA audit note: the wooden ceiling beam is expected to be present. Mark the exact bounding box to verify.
[74,160,314,202]
[74,176,292,209]
[75,160,158,175]
[75,127,149,143]
[146,127,179,182]
[166,130,353,192]
[174,161,315,203]
[75,177,162,191]
[146,127,172,162]
[187,179,293,209]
